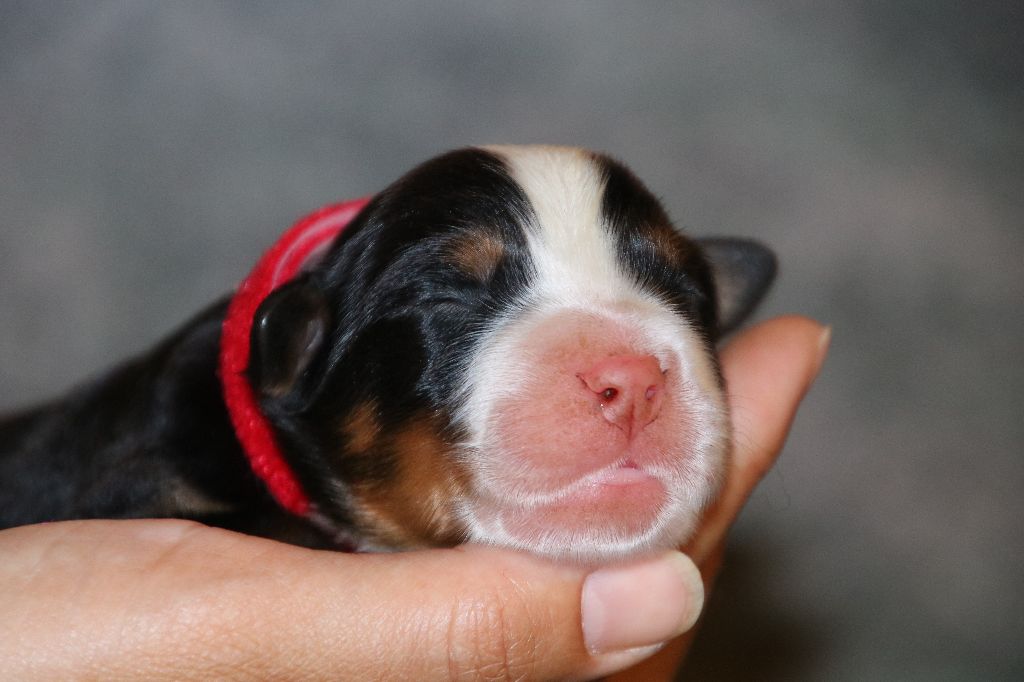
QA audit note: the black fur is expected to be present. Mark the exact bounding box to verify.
[249,148,538,537]
[0,301,326,544]
[0,148,539,543]
[599,155,718,333]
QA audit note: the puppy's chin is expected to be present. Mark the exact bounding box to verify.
[461,474,704,565]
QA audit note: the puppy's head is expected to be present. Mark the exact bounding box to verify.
[247,146,775,563]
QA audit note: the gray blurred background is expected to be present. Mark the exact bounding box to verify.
[1,2,1021,679]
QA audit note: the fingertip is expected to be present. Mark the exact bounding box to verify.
[579,551,705,679]
[817,323,833,368]
[721,315,829,373]
[582,551,704,655]
[721,315,829,433]
[717,314,829,496]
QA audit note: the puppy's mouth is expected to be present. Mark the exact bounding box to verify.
[476,462,669,552]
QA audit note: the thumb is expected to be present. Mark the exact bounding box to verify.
[0,520,705,681]
[291,545,705,680]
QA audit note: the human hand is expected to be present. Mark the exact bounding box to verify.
[0,519,705,680]
[0,315,827,681]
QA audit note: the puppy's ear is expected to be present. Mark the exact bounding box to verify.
[698,238,777,337]
[248,276,332,402]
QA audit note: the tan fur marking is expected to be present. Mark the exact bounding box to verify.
[447,231,505,282]
[642,223,693,269]
[343,400,382,454]
[165,482,235,516]
[350,414,467,548]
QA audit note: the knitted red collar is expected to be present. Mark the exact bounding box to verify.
[219,198,370,516]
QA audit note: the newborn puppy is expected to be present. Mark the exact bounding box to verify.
[0,146,775,564]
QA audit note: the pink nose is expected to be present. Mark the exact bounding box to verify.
[577,354,665,438]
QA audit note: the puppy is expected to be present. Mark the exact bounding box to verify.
[0,146,775,564]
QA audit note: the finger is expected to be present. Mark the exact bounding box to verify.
[689,315,829,566]
[0,520,706,681]
[723,315,830,482]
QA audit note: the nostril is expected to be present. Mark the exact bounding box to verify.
[577,354,666,438]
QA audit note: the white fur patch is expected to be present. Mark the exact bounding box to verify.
[486,145,626,307]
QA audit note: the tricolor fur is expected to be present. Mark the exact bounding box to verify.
[0,146,775,564]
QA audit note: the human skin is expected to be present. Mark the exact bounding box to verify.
[0,315,828,681]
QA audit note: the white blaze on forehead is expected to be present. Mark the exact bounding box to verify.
[484,145,631,305]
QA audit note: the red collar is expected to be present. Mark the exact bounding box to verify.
[219,198,370,516]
